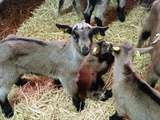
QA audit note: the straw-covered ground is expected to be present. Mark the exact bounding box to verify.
[0,0,152,120]
[0,0,45,39]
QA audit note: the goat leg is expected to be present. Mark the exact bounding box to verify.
[90,77,104,91]
[52,79,62,89]
[58,0,65,14]
[72,0,82,15]
[83,0,96,24]
[109,112,123,120]
[72,94,85,112]
[58,0,73,15]
[0,97,13,118]
[100,89,112,101]
[117,0,126,22]
[147,69,159,88]
[137,31,151,47]
[95,17,103,26]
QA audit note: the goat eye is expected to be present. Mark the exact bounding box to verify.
[72,32,79,42]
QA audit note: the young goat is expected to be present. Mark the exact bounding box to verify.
[83,0,126,26]
[110,42,160,120]
[77,41,114,103]
[14,39,114,114]
[0,22,108,117]
[45,40,114,109]
[46,40,114,107]
[20,41,113,106]
[137,0,160,87]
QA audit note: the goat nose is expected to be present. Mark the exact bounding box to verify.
[81,46,90,56]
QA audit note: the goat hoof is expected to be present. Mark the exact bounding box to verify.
[117,13,125,22]
[53,79,62,89]
[2,107,14,118]
[72,96,85,112]
[1,99,14,118]
[118,15,125,22]
[76,101,85,112]
[109,112,123,120]
[117,7,125,22]
[101,89,112,101]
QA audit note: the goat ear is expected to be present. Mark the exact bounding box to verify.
[91,26,109,40]
[98,26,109,35]
[96,40,105,46]
[55,24,72,34]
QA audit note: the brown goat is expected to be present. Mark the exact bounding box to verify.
[77,41,114,102]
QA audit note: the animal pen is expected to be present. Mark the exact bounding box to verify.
[0,0,159,120]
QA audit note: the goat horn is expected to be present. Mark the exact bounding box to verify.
[151,33,160,45]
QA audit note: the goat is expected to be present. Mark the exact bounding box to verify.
[77,41,114,102]
[83,0,126,26]
[0,22,108,117]
[109,42,160,120]
[12,40,113,109]
[137,0,160,87]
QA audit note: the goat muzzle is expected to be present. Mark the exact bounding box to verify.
[81,46,90,56]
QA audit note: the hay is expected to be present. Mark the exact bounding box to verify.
[104,6,151,79]
[0,0,151,119]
